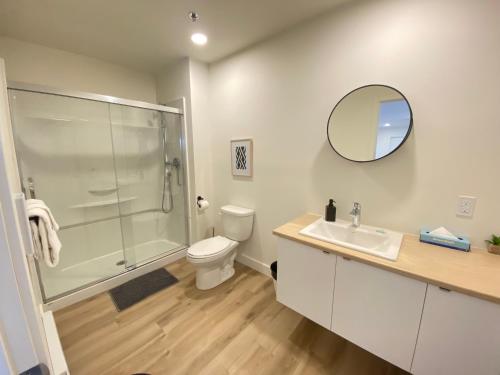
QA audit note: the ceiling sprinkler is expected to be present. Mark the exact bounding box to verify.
[188,11,200,22]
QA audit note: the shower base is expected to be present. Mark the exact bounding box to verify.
[42,239,183,302]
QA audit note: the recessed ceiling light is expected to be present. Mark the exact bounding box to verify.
[384,123,391,127]
[191,33,207,46]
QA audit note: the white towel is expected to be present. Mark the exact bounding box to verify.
[26,199,61,267]
[29,219,42,260]
[26,199,59,231]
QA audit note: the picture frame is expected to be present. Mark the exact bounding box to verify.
[231,138,253,177]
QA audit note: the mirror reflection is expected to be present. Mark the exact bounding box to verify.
[327,85,412,162]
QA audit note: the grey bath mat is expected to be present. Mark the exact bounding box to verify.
[109,268,178,311]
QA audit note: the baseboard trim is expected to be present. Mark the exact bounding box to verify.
[236,253,271,277]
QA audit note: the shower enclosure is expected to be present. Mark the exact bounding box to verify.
[8,83,190,302]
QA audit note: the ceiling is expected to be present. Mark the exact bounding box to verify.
[0,0,349,73]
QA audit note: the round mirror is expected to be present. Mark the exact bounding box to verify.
[327,85,413,162]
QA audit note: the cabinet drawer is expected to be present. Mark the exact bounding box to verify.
[412,284,500,375]
[332,257,426,371]
[276,238,336,329]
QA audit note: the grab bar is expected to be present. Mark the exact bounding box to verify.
[59,207,169,230]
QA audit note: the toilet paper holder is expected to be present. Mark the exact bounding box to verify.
[197,196,210,212]
[197,196,208,208]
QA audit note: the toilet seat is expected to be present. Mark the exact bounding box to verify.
[187,236,237,260]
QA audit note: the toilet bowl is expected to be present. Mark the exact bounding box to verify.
[187,205,255,290]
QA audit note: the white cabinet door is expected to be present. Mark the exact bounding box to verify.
[412,285,500,375]
[332,256,426,371]
[276,237,336,329]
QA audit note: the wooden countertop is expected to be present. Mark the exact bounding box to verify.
[273,214,500,304]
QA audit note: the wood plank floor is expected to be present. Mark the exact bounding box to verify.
[54,259,409,375]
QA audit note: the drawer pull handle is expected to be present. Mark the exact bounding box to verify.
[322,250,330,255]
[342,256,351,261]
[439,286,451,292]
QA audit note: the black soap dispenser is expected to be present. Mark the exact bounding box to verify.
[325,199,336,222]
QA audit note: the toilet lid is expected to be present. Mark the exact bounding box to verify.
[187,236,233,258]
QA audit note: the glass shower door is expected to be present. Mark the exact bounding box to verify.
[109,104,188,268]
[9,90,126,300]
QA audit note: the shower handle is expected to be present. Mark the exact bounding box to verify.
[26,177,36,199]
[166,158,181,186]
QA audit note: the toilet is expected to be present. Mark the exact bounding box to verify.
[187,205,255,290]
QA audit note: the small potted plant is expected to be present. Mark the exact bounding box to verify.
[486,234,500,255]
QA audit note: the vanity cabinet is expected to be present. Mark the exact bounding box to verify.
[275,243,500,375]
[331,257,427,371]
[411,285,500,375]
[276,238,336,329]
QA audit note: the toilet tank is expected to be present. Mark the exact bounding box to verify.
[221,205,255,241]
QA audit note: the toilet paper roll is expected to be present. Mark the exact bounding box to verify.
[197,199,210,212]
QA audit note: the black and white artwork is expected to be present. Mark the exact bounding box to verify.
[231,139,253,177]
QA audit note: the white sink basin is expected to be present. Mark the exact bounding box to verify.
[299,218,403,261]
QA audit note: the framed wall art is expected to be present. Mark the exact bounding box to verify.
[231,138,253,177]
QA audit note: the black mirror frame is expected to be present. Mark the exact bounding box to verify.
[326,84,413,163]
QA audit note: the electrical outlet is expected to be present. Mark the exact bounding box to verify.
[456,195,477,218]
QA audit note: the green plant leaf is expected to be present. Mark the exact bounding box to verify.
[490,234,500,245]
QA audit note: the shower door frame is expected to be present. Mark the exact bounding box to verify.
[7,81,193,311]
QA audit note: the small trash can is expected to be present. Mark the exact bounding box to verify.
[270,261,277,293]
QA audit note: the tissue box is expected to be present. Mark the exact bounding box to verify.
[419,228,471,252]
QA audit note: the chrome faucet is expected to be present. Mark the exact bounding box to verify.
[350,202,361,228]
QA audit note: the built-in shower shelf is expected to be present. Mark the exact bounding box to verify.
[88,187,119,195]
[70,196,136,209]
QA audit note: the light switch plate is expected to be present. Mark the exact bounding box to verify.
[456,195,477,217]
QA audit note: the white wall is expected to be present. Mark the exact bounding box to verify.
[189,60,215,240]
[0,36,157,102]
[156,58,214,242]
[208,0,500,267]
[156,58,191,109]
